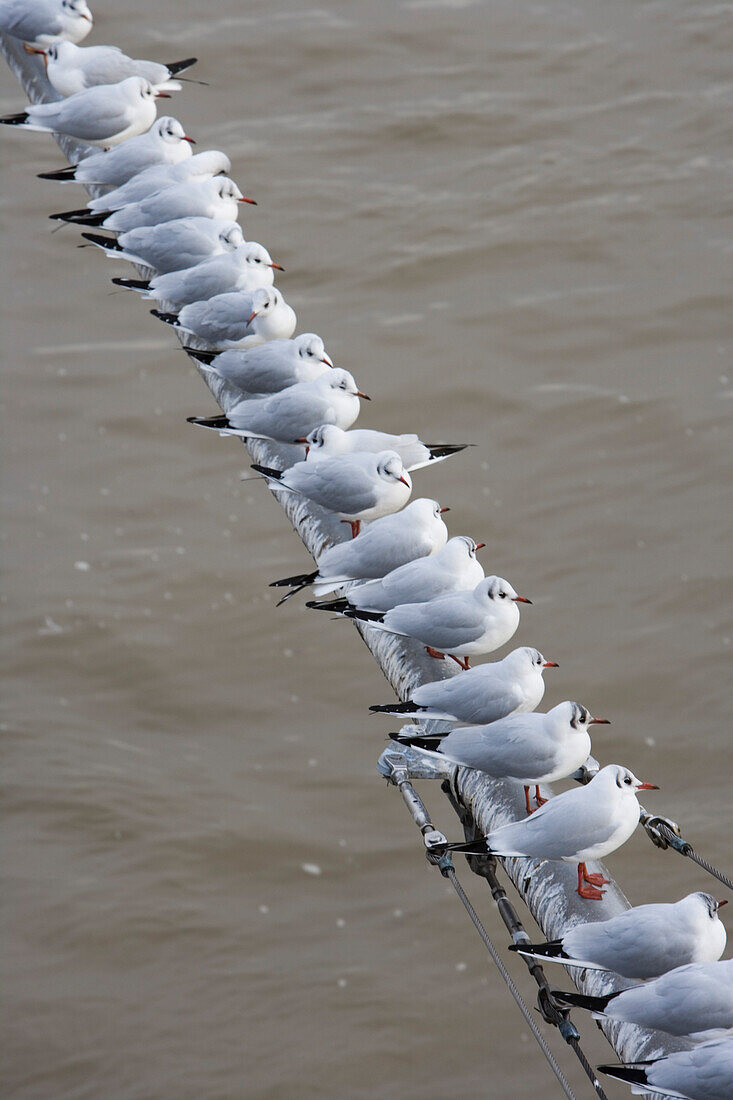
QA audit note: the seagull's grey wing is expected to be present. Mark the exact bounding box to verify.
[486,784,615,859]
[438,723,553,780]
[386,591,484,649]
[288,460,378,513]
[77,47,145,86]
[41,89,134,141]
[1,0,58,40]
[611,962,733,1035]
[565,904,697,978]
[650,1040,733,1100]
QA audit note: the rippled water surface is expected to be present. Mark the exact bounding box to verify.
[2,1,732,1097]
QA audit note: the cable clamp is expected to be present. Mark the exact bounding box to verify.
[640,812,689,853]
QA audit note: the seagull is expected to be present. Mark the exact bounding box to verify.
[0,0,92,48]
[28,40,197,97]
[187,369,367,442]
[510,893,728,979]
[307,536,484,613]
[301,424,470,472]
[152,287,296,349]
[82,219,244,275]
[50,177,255,230]
[84,150,231,212]
[37,117,195,186]
[184,334,333,395]
[393,701,606,814]
[369,646,557,725]
[599,1037,733,1099]
[251,451,412,538]
[436,763,658,900]
[114,242,283,304]
[339,575,529,668]
[1,76,169,147]
[270,498,450,603]
[554,959,733,1042]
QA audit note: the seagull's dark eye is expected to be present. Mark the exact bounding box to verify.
[499,592,506,599]
[624,776,632,785]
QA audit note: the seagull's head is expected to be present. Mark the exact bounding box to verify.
[602,764,659,794]
[63,0,93,23]
[508,647,558,674]
[687,892,728,920]
[376,452,411,489]
[552,701,609,732]
[240,241,282,273]
[296,334,333,368]
[45,42,74,64]
[246,287,280,324]
[305,425,343,452]
[193,150,232,177]
[479,575,529,607]
[219,223,245,251]
[326,369,368,400]
[155,117,195,146]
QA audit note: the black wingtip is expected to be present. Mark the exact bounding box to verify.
[597,1065,650,1087]
[426,444,471,459]
[49,207,107,225]
[183,346,216,364]
[150,309,178,325]
[551,989,613,1013]
[38,165,76,181]
[345,607,385,623]
[305,598,351,614]
[81,231,120,250]
[112,277,150,290]
[186,415,230,430]
[165,57,199,76]
[251,463,283,480]
[507,940,564,959]
[439,838,492,856]
[388,732,444,750]
[1,111,29,126]
[269,570,319,589]
[369,701,420,715]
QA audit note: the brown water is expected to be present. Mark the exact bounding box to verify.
[2,2,732,1097]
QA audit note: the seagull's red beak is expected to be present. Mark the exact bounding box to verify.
[543,660,559,668]
[268,262,285,271]
[321,356,334,368]
[513,595,532,604]
[155,92,172,98]
[294,437,308,443]
[356,390,371,400]
[439,506,450,514]
[589,717,610,725]
[398,476,410,487]
[246,311,258,324]
[181,135,196,144]
[238,196,257,205]
[636,781,659,790]
[717,899,728,908]
[474,542,486,550]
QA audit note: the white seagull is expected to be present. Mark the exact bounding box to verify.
[369,646,557,725]
[82,219,244,275]
[184,334,333,395]
[554,959,733,1042]
[438,763,658,900]
[84,151,231,213]
[511,892,728,979]
[599,1037,733,1099]
[394,701,607,814]
[1,76,168,146]
[252,451,412,538]
[115,242,283,305]
[29,40,197,96]
[154,287,296,349]
[0,0,92,48]
[342,575,529,669]
[51,177,255,230]
[38,117,195,186]
[187,369,367,443]
[307,536,484,614]
[270,498,450,603]
[302,424,470,472]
